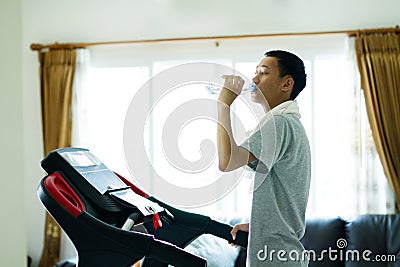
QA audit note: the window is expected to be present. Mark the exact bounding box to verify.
[73,35,394,219]
[75,66,149,177]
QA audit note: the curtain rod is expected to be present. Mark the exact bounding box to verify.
[30,26,400,51]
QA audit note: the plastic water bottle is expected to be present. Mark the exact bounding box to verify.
[205,82,257,94]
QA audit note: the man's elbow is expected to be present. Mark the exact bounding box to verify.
[218,158,230,172]
[218,157,238,172]
[218,162,228,172]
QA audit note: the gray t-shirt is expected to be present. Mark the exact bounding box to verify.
[241,113,311,267]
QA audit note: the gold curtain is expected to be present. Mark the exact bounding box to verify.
[355,33,400,210]
[38,49,77,267]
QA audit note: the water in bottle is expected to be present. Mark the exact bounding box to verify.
[205,82,257,94]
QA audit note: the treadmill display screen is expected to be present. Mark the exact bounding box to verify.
[60,151,101,167]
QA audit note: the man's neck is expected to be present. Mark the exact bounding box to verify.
[262,98,290,113]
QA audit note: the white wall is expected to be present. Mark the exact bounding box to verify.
[0,0,27,267]
[18,0,400,266]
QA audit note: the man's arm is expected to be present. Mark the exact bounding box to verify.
[217,76,256,172]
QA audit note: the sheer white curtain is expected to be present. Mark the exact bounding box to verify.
[72,49,90,148]
[59,48,90,260]
[356,89,396,214]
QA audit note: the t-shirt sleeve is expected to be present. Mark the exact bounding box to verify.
[240,115,288,173]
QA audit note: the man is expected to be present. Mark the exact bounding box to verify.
[217,50,311,266]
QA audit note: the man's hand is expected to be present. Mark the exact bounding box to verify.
[229,222,249,247]
[218,75,245,106]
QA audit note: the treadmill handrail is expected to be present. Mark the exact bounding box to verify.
[114,172,149,198]
[206,219,249,248]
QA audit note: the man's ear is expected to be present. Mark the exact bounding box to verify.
[282,76,294,92]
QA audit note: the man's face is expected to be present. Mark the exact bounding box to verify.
[251,56,286,107]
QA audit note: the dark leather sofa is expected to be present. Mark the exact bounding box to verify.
[234,214,400,267]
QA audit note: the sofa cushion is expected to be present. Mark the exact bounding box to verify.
[301,217,346,267]
[182,234,240,267]
[345,214,400,267]
[181,216,245,267]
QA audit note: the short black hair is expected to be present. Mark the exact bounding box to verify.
[264,50,307,100]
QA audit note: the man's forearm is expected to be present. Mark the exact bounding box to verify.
[217,76,254,171]
[217,102,238,171]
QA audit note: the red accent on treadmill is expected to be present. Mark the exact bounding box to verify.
[114,172,163,229]
[153,213,162,230]
[114,172,149,198]
[44,172,86,217]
